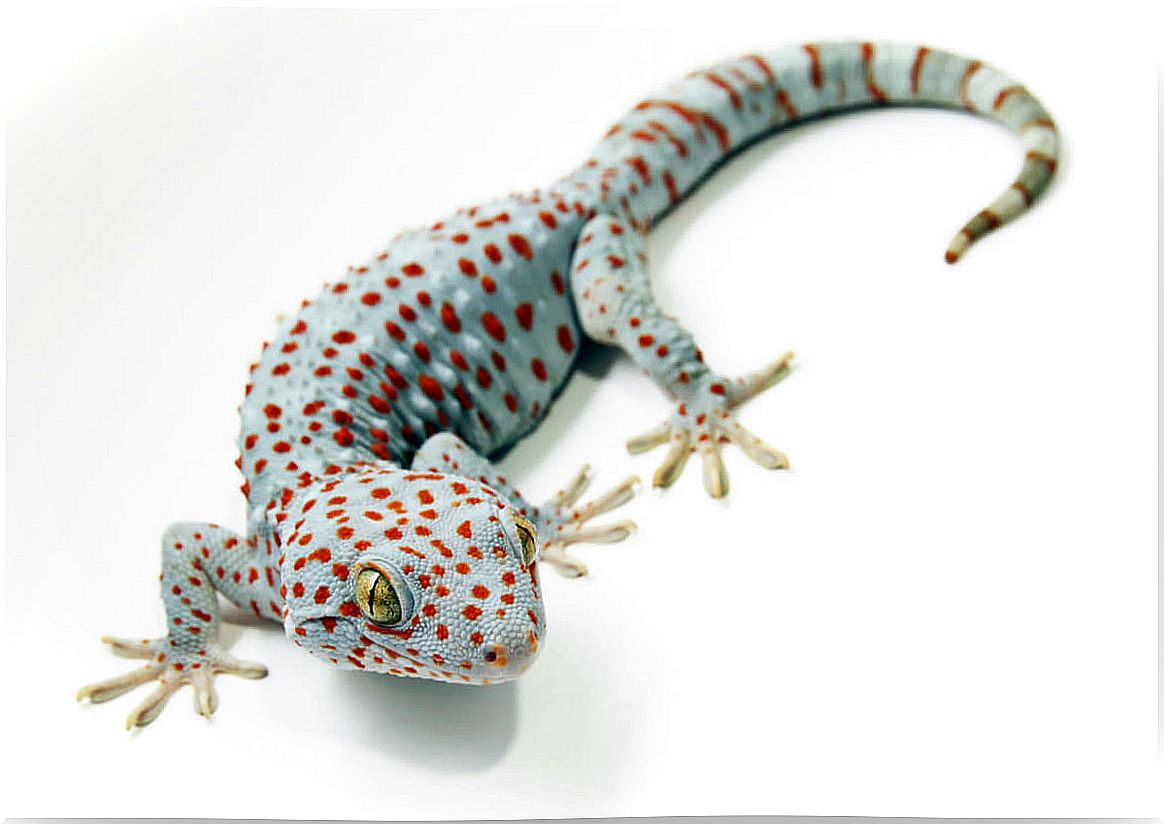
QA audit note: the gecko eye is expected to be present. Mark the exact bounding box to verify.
[512,513,538,566]
[354,566,404,626]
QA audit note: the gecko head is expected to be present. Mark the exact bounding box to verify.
[278,466,545,684]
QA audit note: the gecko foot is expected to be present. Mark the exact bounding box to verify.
[77,635,267,729]
[534,466,640,578]
[628,351,795,498]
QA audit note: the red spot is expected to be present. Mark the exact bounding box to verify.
[456,521,472,539]
[398,304,417,322]
[472,585,490,600]
[402,262,425,277]
[334,428,355,446]
[332,330,357,345]
[458,258,477,276]
[264,403,282,419]
[638,334,654,347]
[314,585,330,604]
[414,341,431,363]
[705,71,742,109]
[385,321,406,341]
[514,303,533,331]
[450,350,469,371]
[292,582,305,597]
[291,320,307,335]
[361,292,381,306]
[484,243,502,264]
[557,325,575,353]
[481,312,506,342]
[480,276,497,294]
[418,375,444,402]
[531,359,547,381]
[508,234,533,260]
[476,367,493,389]
[462,605,483,620]
[861,42,888,103]
[436,624,449,640]
[432,301,462,334]
[702,113,731,152]
[804,44,823,87]
[385,367,408,389]
[539,211,557,229]
[626,155,651,184]
[504,393,518,413]
[551,271,565,295]
[272,363,290,376]
[911,46,931,95]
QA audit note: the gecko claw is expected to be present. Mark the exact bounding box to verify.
[79,635,267,729]
[536,470,640,576]
[100,635,159,660]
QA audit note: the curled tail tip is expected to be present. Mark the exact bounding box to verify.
[945,230,971,264]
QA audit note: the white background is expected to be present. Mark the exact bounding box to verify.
[5,3,1159,819]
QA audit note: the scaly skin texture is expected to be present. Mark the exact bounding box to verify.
[78,40,1059,728]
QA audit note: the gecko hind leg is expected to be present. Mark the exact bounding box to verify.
[627,351,795,497]
[570,212,795,498]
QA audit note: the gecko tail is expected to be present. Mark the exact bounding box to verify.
[815,43,1062,264]
[906,52,1062,265]
[943,117,1060,264]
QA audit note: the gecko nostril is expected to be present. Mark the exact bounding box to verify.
[483,644,509,666]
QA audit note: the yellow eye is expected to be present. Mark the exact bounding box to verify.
[512,513,538,566]
[354,567,403,626]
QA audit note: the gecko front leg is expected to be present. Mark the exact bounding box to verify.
[571,214,794,498]
[77,523,278,728]
[412,432,638,577]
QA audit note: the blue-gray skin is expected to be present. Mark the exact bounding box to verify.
[78,41,1059,728]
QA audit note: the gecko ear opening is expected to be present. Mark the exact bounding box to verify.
[512,514,538,566]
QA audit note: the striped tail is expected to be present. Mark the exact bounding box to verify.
[589,41,1061,263]
[775,42,1061,264]
[760,42,1061,264]
[897,47,1062,263]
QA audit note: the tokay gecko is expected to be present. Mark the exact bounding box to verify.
[78,40,1059,728]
